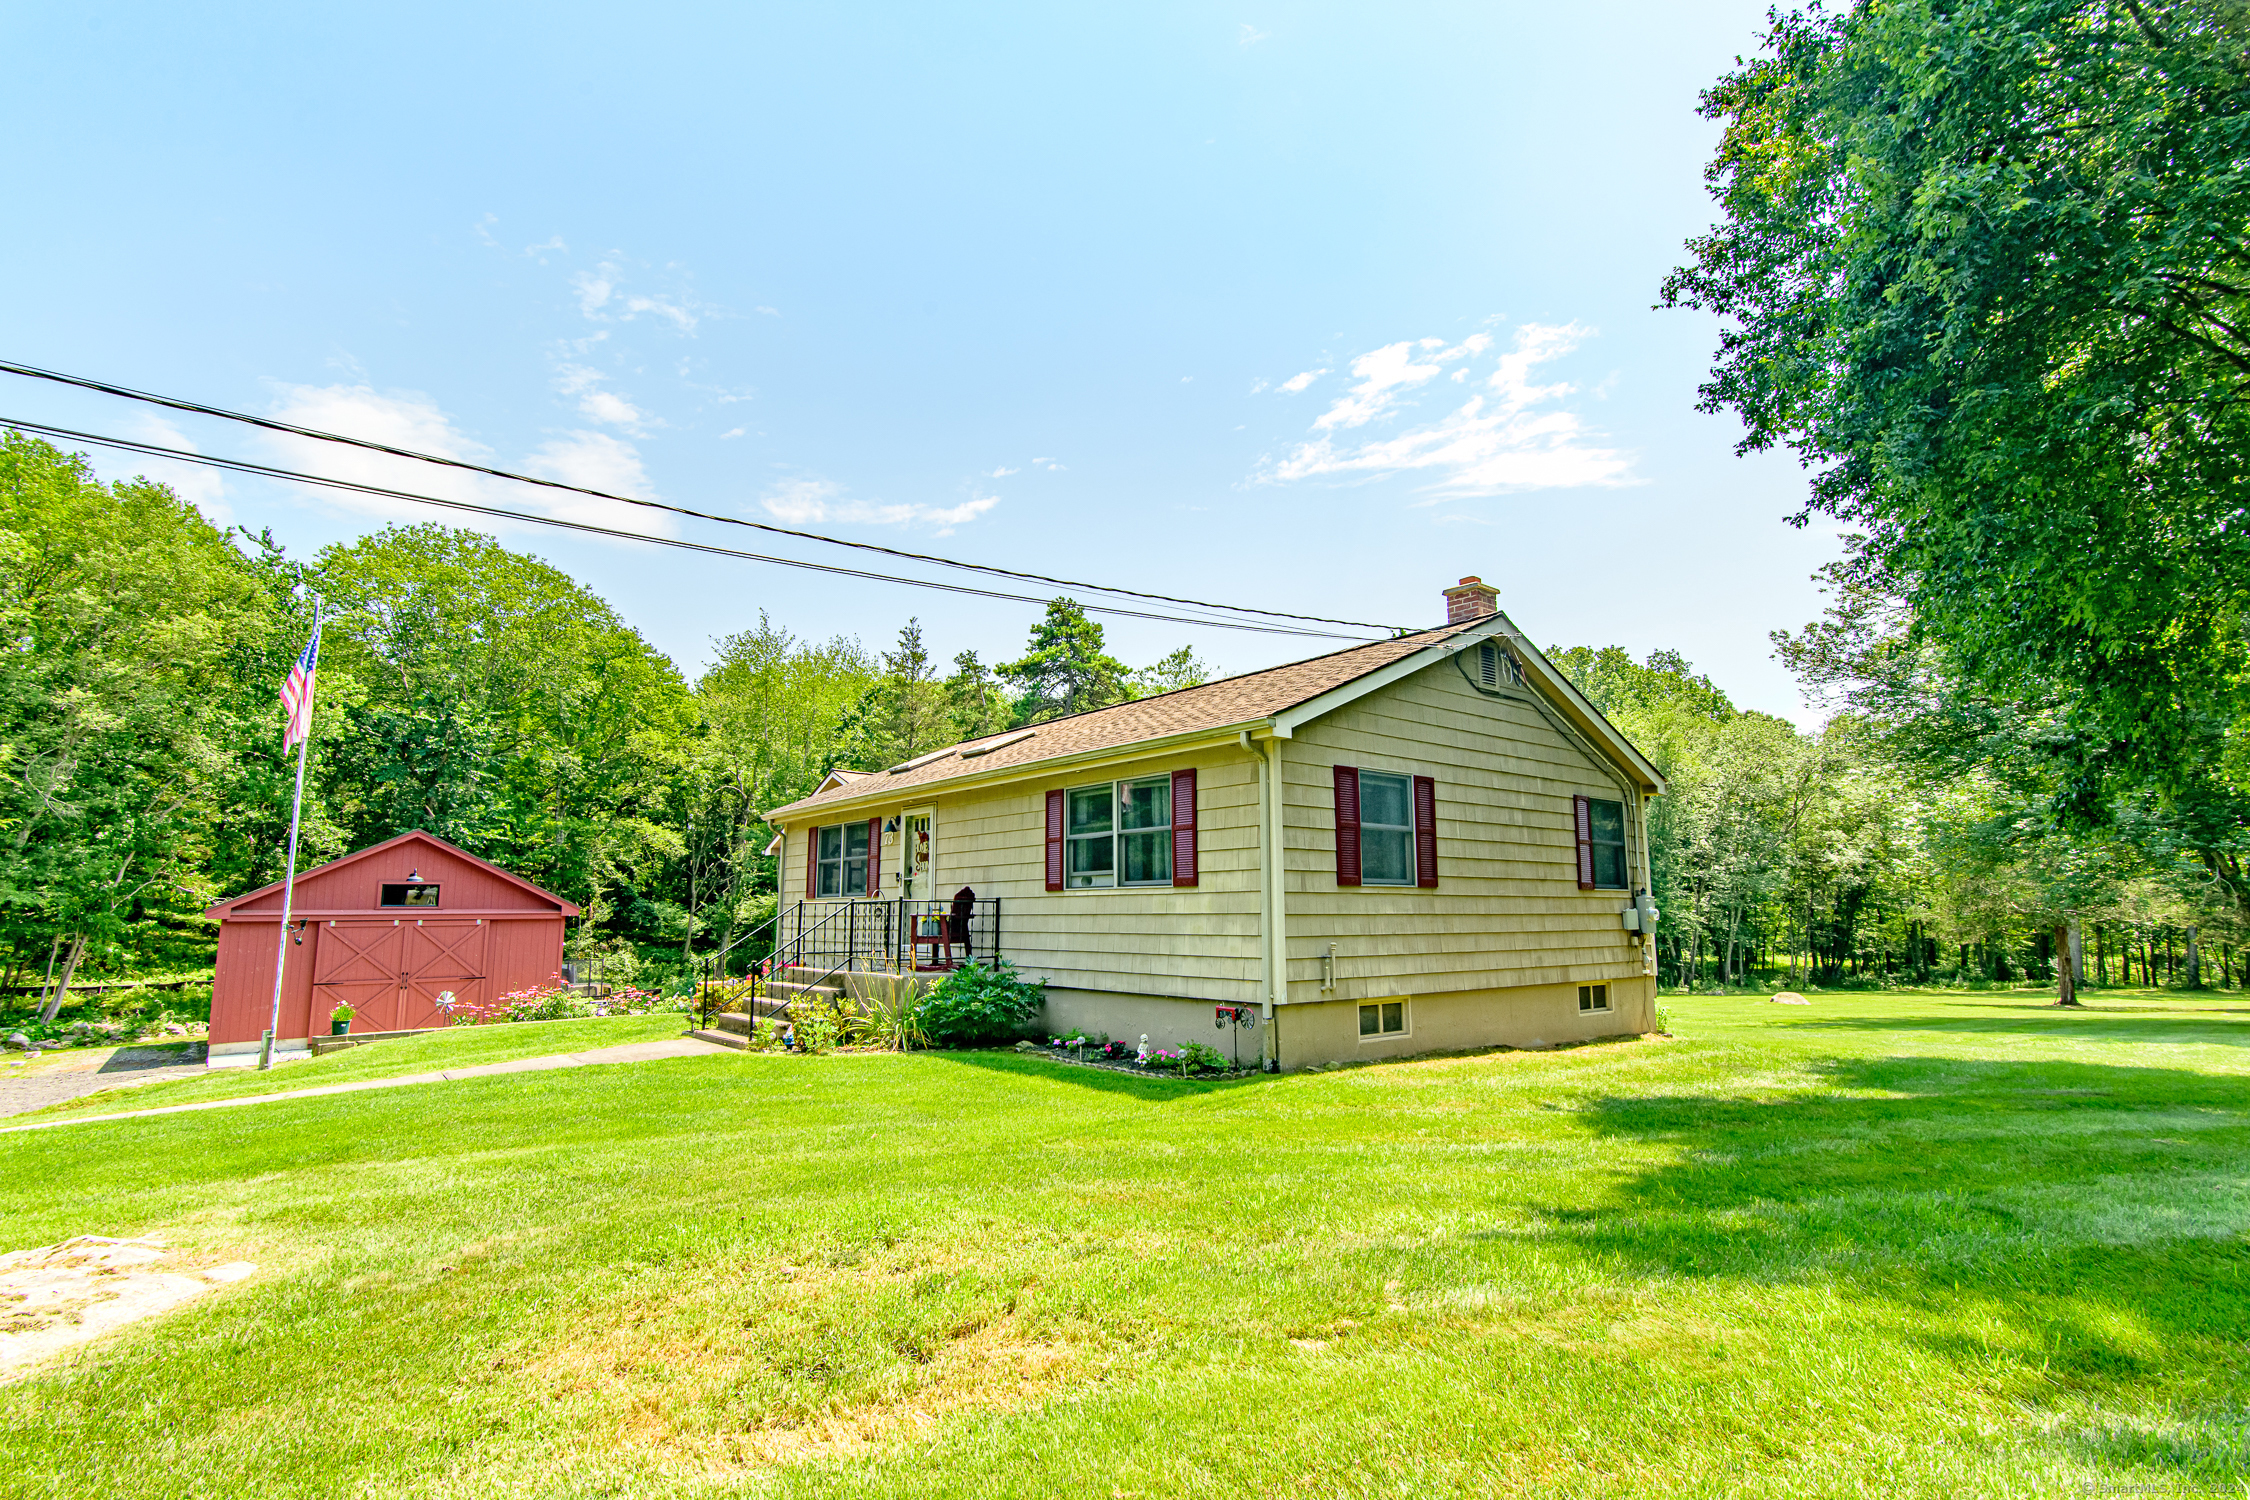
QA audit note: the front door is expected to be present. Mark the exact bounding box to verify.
[312,920,406,1033]
[397,920,489,1030]
[902,810,933,900]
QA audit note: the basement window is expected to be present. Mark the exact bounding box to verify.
[1578,984,1610,1013]
[379,883,440,908]
[1358,1000,1406,1039]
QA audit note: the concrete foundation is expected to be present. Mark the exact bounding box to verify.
[1037,974,1653,1071]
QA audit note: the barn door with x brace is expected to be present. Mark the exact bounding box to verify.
[397,919,490,1030]
[311,920,407,1033]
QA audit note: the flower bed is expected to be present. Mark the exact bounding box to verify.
[422,981,692,1027]
[1017,1030,1258,1079]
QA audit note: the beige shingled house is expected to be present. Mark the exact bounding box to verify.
[760,577,1664,1071]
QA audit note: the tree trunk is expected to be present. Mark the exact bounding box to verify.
[2068,921,2084,988]
[2053,923,2080,1007]
[33,936,60,1011]
[2186,925,2201,988]
[38,934,86,1024]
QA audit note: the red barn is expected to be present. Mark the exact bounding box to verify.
[203,830,579,1057]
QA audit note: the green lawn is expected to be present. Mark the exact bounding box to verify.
[3,989,2245,1498]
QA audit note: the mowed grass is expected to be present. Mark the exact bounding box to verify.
[2,990,2246,1498]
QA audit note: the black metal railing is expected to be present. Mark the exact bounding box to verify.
[695,898,1001,1032]
[782,897,1001,976]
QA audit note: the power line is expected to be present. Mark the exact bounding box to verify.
[0,358,1405,634]
[0,417,1376,642]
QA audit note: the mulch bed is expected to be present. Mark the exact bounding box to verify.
[1018,1047,1263,1082]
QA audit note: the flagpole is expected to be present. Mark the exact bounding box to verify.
[262,599,322,1071]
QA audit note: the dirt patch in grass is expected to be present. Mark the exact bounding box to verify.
[0,1235,256,1381]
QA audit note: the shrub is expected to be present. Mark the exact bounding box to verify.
[793,1007,842,1054]
[912,960,1045,1048]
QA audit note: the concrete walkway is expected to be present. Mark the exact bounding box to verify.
[0,1036,731,1134]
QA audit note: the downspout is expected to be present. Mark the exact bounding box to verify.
[1240,729,1285,1072]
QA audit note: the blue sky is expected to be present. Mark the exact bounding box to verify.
[0,2,1836,717]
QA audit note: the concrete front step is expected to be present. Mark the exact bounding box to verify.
[690,1028,749,1051]
[708,1001,793,1035]
[765,980,842,1001]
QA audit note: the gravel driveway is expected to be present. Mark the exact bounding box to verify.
[0,1045,208,1118]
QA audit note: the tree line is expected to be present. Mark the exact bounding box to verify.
[1646,0,2250,1002]
[1551,645,2249,996]
[9,410,2242,1017]
[0,431,1214,1012]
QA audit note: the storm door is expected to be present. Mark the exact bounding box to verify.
[901,811,934,899]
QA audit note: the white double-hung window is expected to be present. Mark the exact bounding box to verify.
[816,822,870,897]
[1356,771,1415,886]
[1065,775,1172,888]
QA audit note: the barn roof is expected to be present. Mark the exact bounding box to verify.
[203,829,581,919]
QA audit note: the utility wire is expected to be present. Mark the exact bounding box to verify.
[0,417,1376,642]
[0,359,1405,634]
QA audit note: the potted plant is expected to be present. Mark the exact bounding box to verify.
[330,1004,354,1036]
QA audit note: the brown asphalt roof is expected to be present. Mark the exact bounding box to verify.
[766,618,1483,819]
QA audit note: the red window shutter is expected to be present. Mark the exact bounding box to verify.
[1574,795,1594,890]
[1413,775,1439,889]
[866,817,883,896]
[1171,768,1199,887]
[1045,789,1065,891]
[1333,765,1361,887]
[806,827,819,900]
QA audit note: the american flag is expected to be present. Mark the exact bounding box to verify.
[280,623,321,748]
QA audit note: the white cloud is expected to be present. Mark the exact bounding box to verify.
[578,389,646,427]
[524,430,660,511]
[552,363,651,429]
[1239,22,1269,45]
[720,426,747,440]
[1311,341,1448,431]
[621,293,697,333]
[1278,368,1326,393]
[571,258,701,333]
[761,478,999,536]
[985,465,1020,477]
[572,267,614,318]
[121,415,229,523]
[257,383,668,538]
[1256,323,1636,496]
[523,235,568,259]
[259,384,497,528]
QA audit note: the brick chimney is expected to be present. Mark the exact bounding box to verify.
[1442,575,1498,624]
